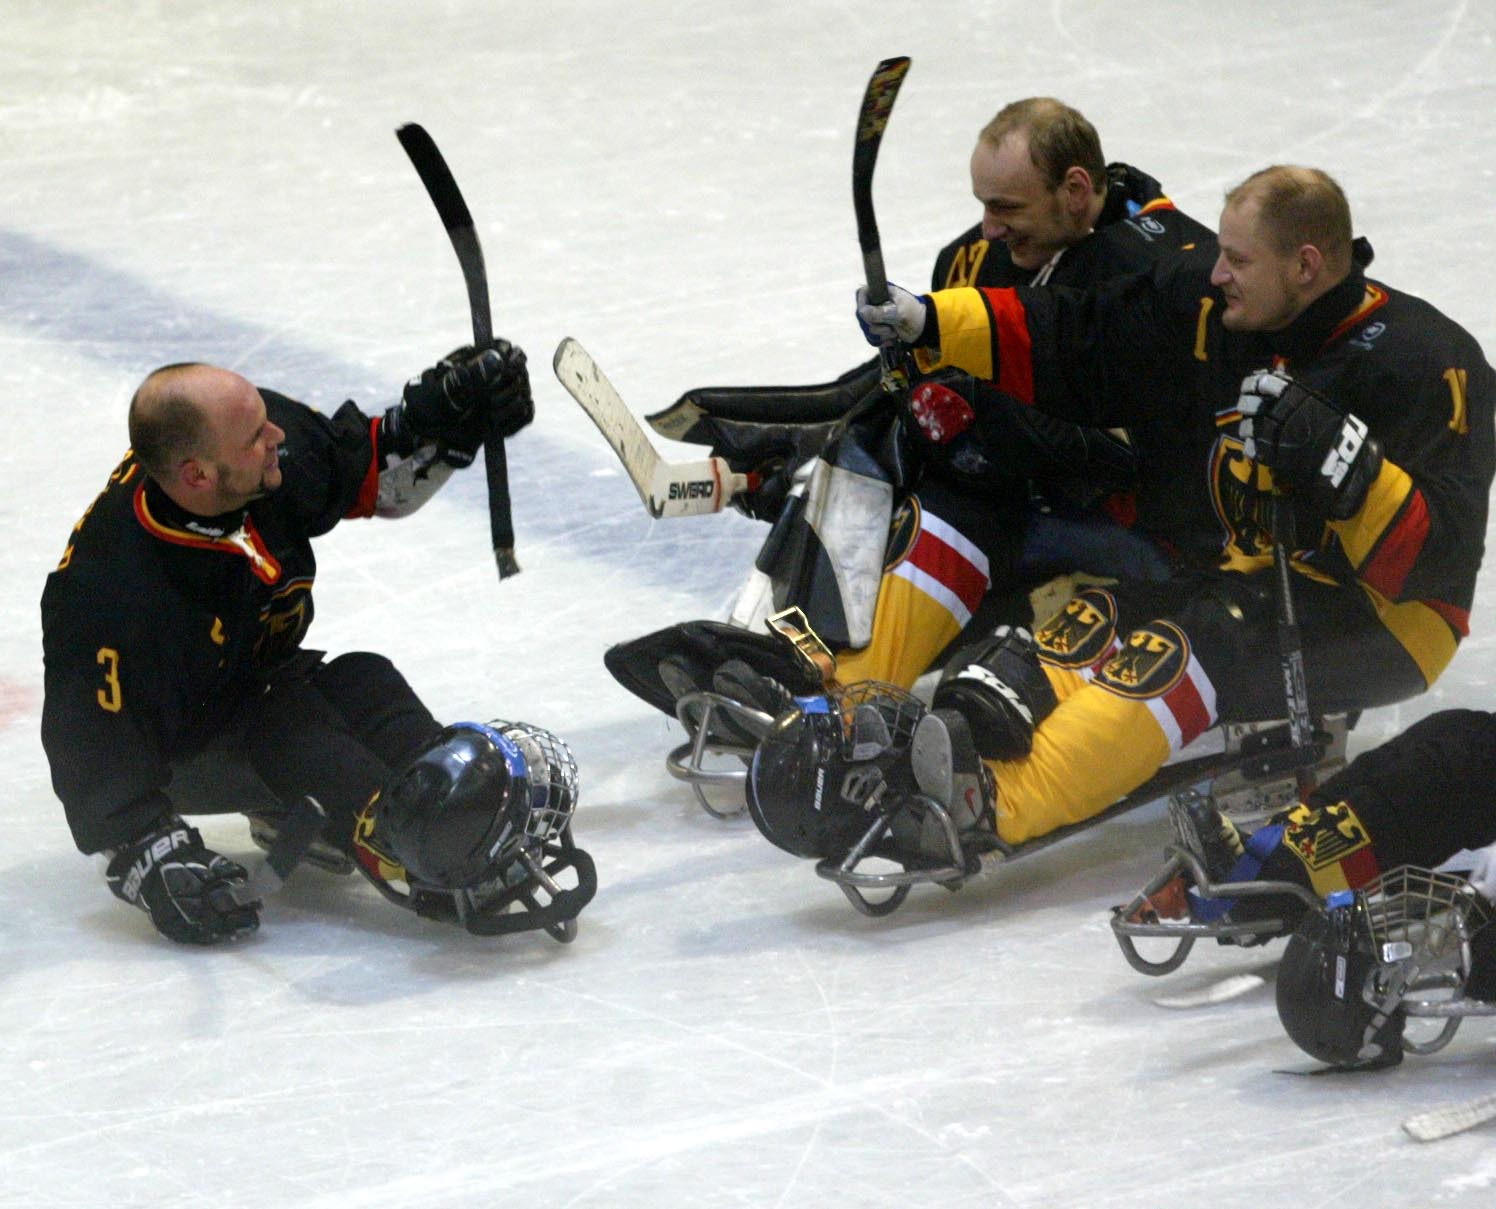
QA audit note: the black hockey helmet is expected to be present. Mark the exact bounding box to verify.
[376,721,535,888]
[1275,895,1404,1069]
[369,720,595,941]
[746,682,926,860]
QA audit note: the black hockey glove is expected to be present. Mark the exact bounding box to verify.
[1236,369,1382,519]
[384,340,535,458]
[105,818,261,945]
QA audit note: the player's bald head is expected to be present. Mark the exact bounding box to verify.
[128,363,254,480]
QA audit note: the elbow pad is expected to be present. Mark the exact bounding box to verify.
[374,442,460,518]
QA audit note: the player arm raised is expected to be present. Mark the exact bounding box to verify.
[318,341,534,523]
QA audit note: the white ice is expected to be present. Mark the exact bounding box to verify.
[4,2,1496,1205]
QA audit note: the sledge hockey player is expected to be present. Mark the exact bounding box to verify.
[608,98,1212,752]
[1134,710,1496,1070]
[41,351,595,945]
[743,165,1494,905]
[1130,709,1496,937]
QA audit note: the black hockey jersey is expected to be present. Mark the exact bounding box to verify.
[919,250,1496,686]
[41,391,382,853]
[926,162,1215,501]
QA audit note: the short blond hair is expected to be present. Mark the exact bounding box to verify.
[1226,165,1353,274]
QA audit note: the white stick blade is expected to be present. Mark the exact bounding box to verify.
[1403,1092,1496,1142]
[553,337,660,510]
[647,458,737,518]
[1152,973,1265,1010]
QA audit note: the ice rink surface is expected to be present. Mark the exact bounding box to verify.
[5,1,1496,1204]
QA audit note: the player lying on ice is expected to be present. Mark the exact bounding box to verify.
[734,164,1494,912]
[41,347,595,945]
[1117,709,1496,1071]
[607,97,1210,789]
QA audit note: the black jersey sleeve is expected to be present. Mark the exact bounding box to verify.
[1324,316,1496,625]
[262,391,381,537]
[918,252,1205,429]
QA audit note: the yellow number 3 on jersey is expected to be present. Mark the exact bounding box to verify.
[96,647,122,713]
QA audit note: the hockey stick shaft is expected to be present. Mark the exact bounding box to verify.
[395,123,519,579]
[852,57,911,390]
[553,338,751,518]
[1270,490,1317,795]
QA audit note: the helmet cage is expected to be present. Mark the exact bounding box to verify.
[369,720,595,942]
[1349,866,1496,1050]
[806,682,979,916]
[492,720,579,846]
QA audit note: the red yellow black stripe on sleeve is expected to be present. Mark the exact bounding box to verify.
[347,415,382,519]
[917,286,1035,405]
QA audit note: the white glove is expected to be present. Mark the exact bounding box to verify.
[855,282,928,346]
[1234,369,1292,462]
[1467,841,1496,900]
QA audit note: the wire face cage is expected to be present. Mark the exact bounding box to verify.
[490,720,579,845]
[830,681,926,763]
[1348,865,1496,1053]
[1354,866,1492,967]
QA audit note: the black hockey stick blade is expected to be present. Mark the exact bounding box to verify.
[396,123,492,340]
[396,122,519,578]
[852,56,910,305]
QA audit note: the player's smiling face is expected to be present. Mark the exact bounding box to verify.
[971,132,1076,271]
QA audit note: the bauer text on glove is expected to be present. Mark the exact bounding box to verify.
[106,818,261,945]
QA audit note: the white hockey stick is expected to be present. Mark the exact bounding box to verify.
[553,337,751,519]
[1402,1091,1496,1142]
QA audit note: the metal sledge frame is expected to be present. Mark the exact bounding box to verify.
[814,790,987,917]
[1111,842,1321,975]
[666,685,1352,915]
[666,691,778,819]
[816,715,1346,919]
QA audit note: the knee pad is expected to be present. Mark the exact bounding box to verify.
[1034,586,1119,671]
[933,625,1058,760]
